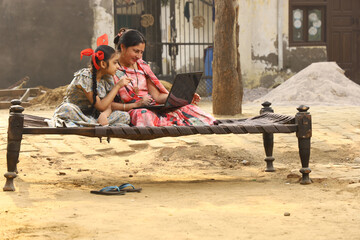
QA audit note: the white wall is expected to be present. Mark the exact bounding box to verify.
[238,0,327,88]
[91,0,115,49]
[238,0,283,87]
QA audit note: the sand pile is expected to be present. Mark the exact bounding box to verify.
[256,62,360,106]
[30,85,67,107]
[243,87,270,103]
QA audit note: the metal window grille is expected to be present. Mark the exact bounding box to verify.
[114,0,215,98]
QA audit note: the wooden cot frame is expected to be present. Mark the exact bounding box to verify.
[3,100,312,191]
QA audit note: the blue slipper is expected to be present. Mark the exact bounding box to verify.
[118,183,142,193]
[90,183,141,195]
[90,186,126,195]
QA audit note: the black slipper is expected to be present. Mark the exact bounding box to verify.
[90,189,126,195]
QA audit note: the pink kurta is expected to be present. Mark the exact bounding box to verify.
[114,59,215,127]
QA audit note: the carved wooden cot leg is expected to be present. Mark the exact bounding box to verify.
[295,105,312,184]
[260,101,275,172]
[3,100,24,191]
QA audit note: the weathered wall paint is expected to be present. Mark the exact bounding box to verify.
[0,0,114,89]
[238,0,327,88]
[0,0,94,89]
[91,0,115,49]
[238,0,277,87]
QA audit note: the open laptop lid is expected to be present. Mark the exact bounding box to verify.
[163,71,203,109]
[134,71,203,110]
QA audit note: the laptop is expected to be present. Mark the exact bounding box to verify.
[138,71,203,111]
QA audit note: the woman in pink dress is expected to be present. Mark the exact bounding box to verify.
[112,28,215,127]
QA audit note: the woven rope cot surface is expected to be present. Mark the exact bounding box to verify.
[23,112,297,140]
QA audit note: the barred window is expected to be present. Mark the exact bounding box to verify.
[289,3,326,46]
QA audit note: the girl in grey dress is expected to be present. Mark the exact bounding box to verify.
[52,45,132,127]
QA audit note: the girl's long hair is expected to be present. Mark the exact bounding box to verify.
[90,45,115,107]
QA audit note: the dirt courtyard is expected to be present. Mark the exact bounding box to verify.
[1,102,360,240]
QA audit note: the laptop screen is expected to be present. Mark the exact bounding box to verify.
[165,72,203,108]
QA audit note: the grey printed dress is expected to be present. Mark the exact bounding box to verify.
[52,68,130,127]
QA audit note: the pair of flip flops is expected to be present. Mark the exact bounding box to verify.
[90,183,142,196]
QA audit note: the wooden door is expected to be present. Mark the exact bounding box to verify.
[327,0,360,84]
[354,1,360,84]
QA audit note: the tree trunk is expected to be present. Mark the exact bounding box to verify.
[213,0,243,115]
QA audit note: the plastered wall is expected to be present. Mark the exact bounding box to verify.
[238,0,327,88]
[0,0,95,89]
[0,0,115,89]
[91,0,115,49]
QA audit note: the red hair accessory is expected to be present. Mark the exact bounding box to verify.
[80,48,104,70]
[96,34,108,46]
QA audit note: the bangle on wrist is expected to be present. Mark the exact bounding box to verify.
[123,103,125,111]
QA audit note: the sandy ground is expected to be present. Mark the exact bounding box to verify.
[1,102,360,240]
